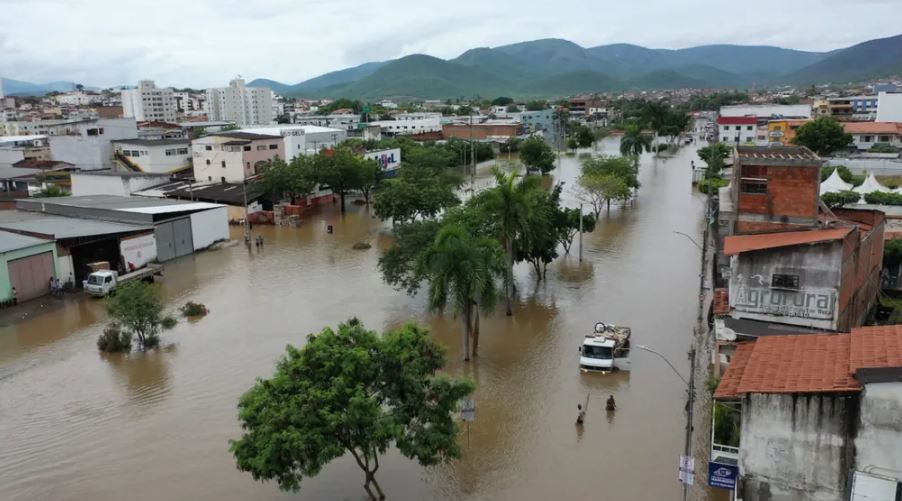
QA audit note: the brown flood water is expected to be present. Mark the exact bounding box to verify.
[0,137,712,501]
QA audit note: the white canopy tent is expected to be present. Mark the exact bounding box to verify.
[820,168,853,194]
[853,173,891,201]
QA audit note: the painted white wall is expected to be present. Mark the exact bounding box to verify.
[119,233,157,270]
[192,139,245,183]
[855,382,902,476]
[876,92,902,122]
[56,254,74,285]
[718,123,758,144]
[114,141,191,173]
[189,207,229,250]
[70,173,168,196]
[739,393,854,501]
[720,104,812,119]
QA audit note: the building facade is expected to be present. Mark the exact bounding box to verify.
[842,122,902,150]
[828,95,879,121]
[191,132,284,183]
[876,92,902,122]
[293,114,361,131]
[205,78,273,127]
[47,118,138,170]
[236,125,346,160]
[112,138,192,174]
[121,80,177,123]
[718,116,758,145]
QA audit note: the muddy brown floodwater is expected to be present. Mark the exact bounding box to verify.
[0,137,712,501]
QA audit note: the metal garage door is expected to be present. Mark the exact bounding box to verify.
[155,218,194,262]
[172,218,194,258]
[155,222,175,262]
[8,251,54,302]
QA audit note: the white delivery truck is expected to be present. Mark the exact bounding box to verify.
[83,264,162,297]
[579,322,631,373]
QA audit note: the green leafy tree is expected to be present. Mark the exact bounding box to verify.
[582,155,639,189]
[870,143,898,153]
[792,116,853,156]
[820,190,860,208]
[578,173,632,217]
[567,137,579,151]
[418,225,503,360]
[318,98,363,114]
[357,158,380,205]
[505,104,520,113]
[33,185,70,197]
[697,143,732,177]
[519,136,556,174]
[491,96,513,106]
[557,205,596,255]
[474,168,544,315]
[884,239,902,266]
[373,150,461,224]
[378,220,442,294]
[310,147,366,213]
[105,281,176,350]
[260,157,315,202]
[525,100,548,111]
[641,102,669,155]
[230,319,473,500]
[619,122,652,167]
[575,125,595,148]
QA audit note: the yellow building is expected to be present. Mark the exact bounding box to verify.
[767,119,810,145]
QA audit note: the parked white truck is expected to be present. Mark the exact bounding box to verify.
[579,322,631,372]
[83,264,162,297]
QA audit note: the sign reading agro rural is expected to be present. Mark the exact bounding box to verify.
[731,286,836,320]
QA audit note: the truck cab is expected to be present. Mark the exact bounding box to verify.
[579,323,631,373]
[83,270,118,297]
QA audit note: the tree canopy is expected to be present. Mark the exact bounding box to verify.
[519,136,556,174]
[230,319,473,500]
[105,281,176,350]
[792,117,853,156]
[697,143,732,177]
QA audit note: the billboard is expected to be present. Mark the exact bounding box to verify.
[731,286,836,320]
[364,148,401,172]
[120,233,157,271]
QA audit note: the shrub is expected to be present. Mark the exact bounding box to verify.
[352,241,372,250]
[697,177,729,193]
[885,239,902,266]
[864,191,902,205]
[179,301,209,317]
[870,143,899,154]
[97,323,131,353]
[821,190,860,208]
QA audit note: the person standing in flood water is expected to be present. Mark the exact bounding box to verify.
[606,395,616,412]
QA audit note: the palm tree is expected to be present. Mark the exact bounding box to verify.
[419,225,503,360]
[619,122,652,168]
[641,102,668,156]
[477,168,543,316]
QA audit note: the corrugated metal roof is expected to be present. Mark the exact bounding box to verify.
[736,145,820,161]
[117,202,224,214]
[0,230,53,253]
[723,227,851,256]
[0,211,150,239]
[18,195,204,210]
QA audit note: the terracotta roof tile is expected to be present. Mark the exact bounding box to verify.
[842,122,902,135]
[849,325,902,373]
[714,342,754,398]
[723,227,851,256]
[714,333,861,397]
[713,288,730,315]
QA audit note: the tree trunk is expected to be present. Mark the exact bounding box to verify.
[462,304,472,361]
[607,198,611,211]
[472,305,480,358]
[369,475,386,500]
[504,238,513,316]
[339,190,346,213]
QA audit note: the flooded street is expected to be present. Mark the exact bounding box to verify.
[0,137,709,501]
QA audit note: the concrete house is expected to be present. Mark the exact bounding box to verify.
[191,132,284,183]
[714,325,902,501]
[0,230,58,303]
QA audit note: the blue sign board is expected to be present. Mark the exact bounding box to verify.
[708,462,739,490]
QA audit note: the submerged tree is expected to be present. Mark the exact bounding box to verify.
[619,121,652,167]
[230,320,473,500]
[104,281,176,350]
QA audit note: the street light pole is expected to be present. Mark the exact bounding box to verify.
[578,203,584,262]
[674,230,703,251]
[637,344,695,501]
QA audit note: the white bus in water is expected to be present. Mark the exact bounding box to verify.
[579,323,631,373]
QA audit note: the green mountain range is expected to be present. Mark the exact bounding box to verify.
[247,34,902,99]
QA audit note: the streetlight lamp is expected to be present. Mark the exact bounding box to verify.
[636,344,695,501]
[673,231,703,251]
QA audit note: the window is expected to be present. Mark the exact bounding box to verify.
[205,145,212,151]
[221,177,226,183]
[740,165,767,194]
[206,159,211,165]
[221,160,226,167]
[745,137,754,142]
[177,148,188,155]
[863,135,873,143]
[269,144,278,150]
[772,273,800,290]
[243,145,251,151]
[208,176,212,181]
[879,136,890,143]
[746,126,753,131]
[256,145,266,151]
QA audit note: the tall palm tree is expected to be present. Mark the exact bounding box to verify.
[476,168,543,316]
[419,224,503,361]
[619,122,653,169]
[641,102,668,156]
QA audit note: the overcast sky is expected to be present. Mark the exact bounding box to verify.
[1,0,899,88]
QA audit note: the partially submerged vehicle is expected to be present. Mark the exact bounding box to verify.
[579,322,631,372]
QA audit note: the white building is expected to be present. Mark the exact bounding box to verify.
[48,118,138,170]
[55,92,103,107]
[191,132,284,183]
[111,139,192,174]
[370,112,442,135]
[876,92,902,122]
[720,104,812,119]
[121,80,177,123]
[0,135,50,164]
[237,125,346,159]
[717,116,758,144]
[293,114,361,131]
[205,78,273,127]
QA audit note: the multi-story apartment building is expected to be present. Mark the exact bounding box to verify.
[191,131,284,183]
[293,114,361,131]
[205,79,273,127]
[828,95,878,121]
[121,80,177,122]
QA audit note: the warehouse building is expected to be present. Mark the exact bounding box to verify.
[0,230,59,303]
[15,195,229,263]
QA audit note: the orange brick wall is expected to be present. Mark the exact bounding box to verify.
[737,165,819,219]
[836,210,886,331]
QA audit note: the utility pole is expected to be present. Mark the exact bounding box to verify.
[469,110,475,188]
[578,203,584,262]
[243,178,250,243]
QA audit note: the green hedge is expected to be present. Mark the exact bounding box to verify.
[821,190,860,208]
[864,191,902,205]
[697,177,729,193]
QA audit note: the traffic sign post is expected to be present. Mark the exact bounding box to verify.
[461,399,475,446]
[679,455,695,486]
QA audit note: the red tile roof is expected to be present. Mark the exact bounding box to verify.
[849,325,902,373]
[723,227,852,256]
[842,122,902,135]
[714,342,755,398]
[718,116,758,125]
[714,334,861,398]
[713,288,730,315]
